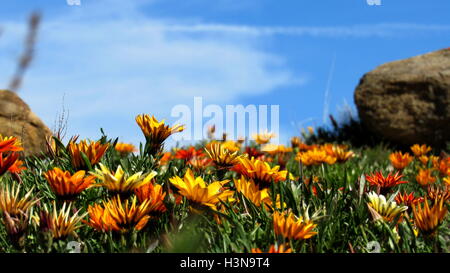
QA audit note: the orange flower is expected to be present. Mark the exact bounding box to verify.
[395,191,424,208]
[365,171,407,194]
[410,144,432,157]
[437,157,450,177]
[412,198,448,236]
[44,167,95,200]
[323,144,354,163]
[273,211,317,240]
[85,195,151,233]
[135,182,167,215]
[159,152,173,165]
[416,169,436,186]
[115,143,137,154]
[389,152,413,170]
[427,185,450,204]
[0,136,23,153]
[0,152,21,176]
[251,244,292,253]
[252,131,275,145]
[7,159,26,174]
[233,157,290,189]
[187,156,212,171]
[295,149,337,166]
[175,146,205,161]
[68,139,109,170]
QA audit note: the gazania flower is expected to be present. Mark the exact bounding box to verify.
[367,192,408,222]
[44,167,95,200]
[234,176,271,208]
[410,144,432,157]
[68,139,109,170]
[136,114,184,155]
[175,146,205,161]
[0,152,21,176]
[86,195,152,233]
[205,143,242,169]
[40,201,86,239]
[365,171,407,195]
[91,163,157,196]
[427,186,450,204]
[0,135,23,153]
[252,131,275,145]
[261,144,293,155]
[273,211,317,240]
[389,152,413,170]
[412,198,448,236]
[115,142,137,155]
[416,169,436,186]
[160,152,173,165]
[0,183,38,216]
[295,149,337,166]
[251,244,292,253]
[7,159,26,174]
[395,191,424,208]
[244,147,264,159]
[323,144,354,163]
[187,156,212,171]
[169,168,234,211]
[437,157,450,177]
[233,157,290,189]
[135,182,167,214]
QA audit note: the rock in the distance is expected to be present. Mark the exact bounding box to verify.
[354,48,450,148]
[0,89,52,156]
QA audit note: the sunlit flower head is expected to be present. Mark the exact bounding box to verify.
[251,244,292,253]
[323,144,354,163]
[273,211,317,240]
[0,135,23,153]
[115,142,137,155]
[86,195,151,233]
[410,144,432,157]
[175,146,205,161]
[187,156,213,171]
[0,152,22,176]
[40,201,86,239]
[159,152,173,165]
[234,176,272,208]
[437,157,450,177]
[135,182,167,215]
[389,152,413,170]
[135,114,184,155]
[395,191,424,208]
[367,192,408,222]
[261,144,293,155]
[233,157,291,189]
[412,198,448,236]
[0,183,38,216]
[295,149,337,166]
[44,167,95,200]
[169,168,234,212]
[365,171,407,195]
[91,163,157,196]
[416,169,436,186]
[68,139,109,170]
[252,131,275,145]
[205,143,243,168]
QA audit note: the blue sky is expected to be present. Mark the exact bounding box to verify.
[1,0,449,147]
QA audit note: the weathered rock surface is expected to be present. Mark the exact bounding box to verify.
[354,48,450,147]
[0,89,52,156]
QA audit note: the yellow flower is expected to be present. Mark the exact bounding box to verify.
[367,192,408,222]
[91,163,157,195]
[0,183,38,216]
[389,151,413,170]
[444,177,450,186]
[273,211,317,240]
[252,131,275,145]
[261,144,293,155]
[412,198,448,236]
[135,114,184,155]
[0,135,23,153]
[410,144,432,157]
[68,139,109,170]
[323,144,354,163]
[44,167,95,200]
[416,169,436,187]
[85,195,151,233]
[135,183,167,215]
[295,149,337,166]
[40,201,86,239]
[169,168,234,211]
[234,176,271,208]
[234,157,291,189]
[205,143,243,168]
[115,142,137,155]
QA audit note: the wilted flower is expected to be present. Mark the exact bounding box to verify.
[169,168,234,212]
[44,167,95,200]
[273,211,317,240]
[412,198,448,237]
[68,139,109,170]
[427,185,450,204]
[86,195,152,233]
[365,171,407,195]
[416,169,436,186]
[367,192,408,222]
[233,157,291,189]
[91,163,157,196]
[0,183,38,216]
[2,210,29,248]
[389,152,413,170]
[410,144,432,157]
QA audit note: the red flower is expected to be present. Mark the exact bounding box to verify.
[0,152,21,176]
[366,171,408,194]
[175,146,205,161]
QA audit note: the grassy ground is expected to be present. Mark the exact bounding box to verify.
[0,119,448,253]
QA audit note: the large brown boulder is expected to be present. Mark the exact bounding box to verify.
[354,48,450,147]
[0,89,52,156]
